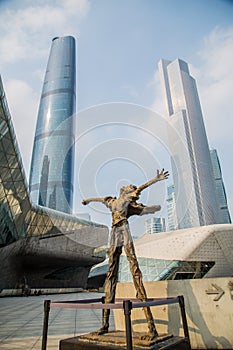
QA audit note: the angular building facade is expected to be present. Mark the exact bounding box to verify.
[118,224,233,281]
[210,149,231,224]
[158,59,220,229]
[29,36,76,214]
[0,75,108,289]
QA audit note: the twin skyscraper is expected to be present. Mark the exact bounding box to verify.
[29,36,231,227]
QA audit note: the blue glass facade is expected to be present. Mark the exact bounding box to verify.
[0,75,108,289]
[144,217,166,234]
[0,75,106,246]
[210,149,231,224]
[118,257,214,282]
[29,36,76,214]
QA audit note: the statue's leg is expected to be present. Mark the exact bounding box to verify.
[124,243,158,339]
[97,244,122,335]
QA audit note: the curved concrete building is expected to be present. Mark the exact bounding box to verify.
[118,224,233,282]
[0,76,108,289]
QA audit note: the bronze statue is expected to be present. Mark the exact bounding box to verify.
[82,169,169,339]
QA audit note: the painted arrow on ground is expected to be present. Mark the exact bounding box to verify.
[205,283,225,301]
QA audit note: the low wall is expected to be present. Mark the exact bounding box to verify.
[0,288,83,297]
[114,277,233,349]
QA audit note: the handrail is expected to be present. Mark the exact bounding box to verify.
[41,295,191,350]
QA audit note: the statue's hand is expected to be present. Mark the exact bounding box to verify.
[82,199,87,205]
[156,169,169,181]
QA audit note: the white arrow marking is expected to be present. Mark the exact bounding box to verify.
[205,283,225,301]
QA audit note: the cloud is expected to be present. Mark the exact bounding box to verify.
[0,0,90,64]
[0,0,91,174]
[148,70,164,115]
[5,79,39,175]
[195,26,233,220]
[200,26,233,81]
[195,26,233,143]
[62,0,90,17]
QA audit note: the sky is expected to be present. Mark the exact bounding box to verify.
[0,0,233,235]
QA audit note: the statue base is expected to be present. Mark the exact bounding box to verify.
[59,331,190,349]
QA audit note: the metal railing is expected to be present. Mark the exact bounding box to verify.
[41,295,190,350]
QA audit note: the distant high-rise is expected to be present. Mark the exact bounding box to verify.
[210,149,231,224]
[159,59,220,228]
[167,184,178,231]
[144,217,166,234]
[29,36,76,214]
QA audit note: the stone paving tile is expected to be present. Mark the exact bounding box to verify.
[0,292,115,350]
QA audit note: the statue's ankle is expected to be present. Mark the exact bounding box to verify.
[141,331,158,341]
[96,326,109,335]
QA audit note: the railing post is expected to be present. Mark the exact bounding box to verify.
[41,300,51,350]
[123,300,133,350]
[101,296,105,325]
[178,295,191,348]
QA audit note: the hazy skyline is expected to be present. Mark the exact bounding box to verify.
[0,0,232,233]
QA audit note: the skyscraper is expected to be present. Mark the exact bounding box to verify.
[144,217,166,234]
[210,149,231,224]
[167,184,178,231]
[29,36,76,214]
[158,59,220,228]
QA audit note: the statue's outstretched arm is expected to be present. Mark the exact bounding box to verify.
[136,169,169,195]
[140,205,161,215]
[82,197,106,206]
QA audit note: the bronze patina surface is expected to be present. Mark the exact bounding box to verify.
[60,331,191,350]
[82,169,169,340]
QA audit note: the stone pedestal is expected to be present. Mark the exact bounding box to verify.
[60,331,191,349]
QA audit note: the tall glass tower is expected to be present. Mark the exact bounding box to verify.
[158,59,220,228]
[29,36,76,214]
[166,184,178,231]
[144,217,166,234]
[210,149,231,224]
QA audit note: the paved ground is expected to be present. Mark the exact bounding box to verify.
[0,292,115,350]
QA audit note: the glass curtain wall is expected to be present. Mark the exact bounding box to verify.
[29,36,76,214]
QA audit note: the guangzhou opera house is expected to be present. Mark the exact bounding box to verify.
[0,76,108,289]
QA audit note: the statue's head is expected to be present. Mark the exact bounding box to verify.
[120,184,137,196]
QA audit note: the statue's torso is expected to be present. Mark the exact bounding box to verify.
[105,193,144,226]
